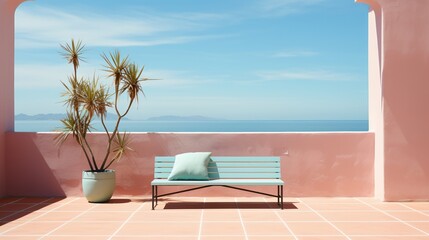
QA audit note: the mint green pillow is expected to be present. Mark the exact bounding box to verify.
[168,152,211,180]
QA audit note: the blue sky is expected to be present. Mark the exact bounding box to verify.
[15,0,368,120]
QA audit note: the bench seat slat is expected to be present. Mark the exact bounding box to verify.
[155,167,280,173]
[154,172,280,179]
[156,162,280,168]
[155,157,280,163]
[152,179,284,186]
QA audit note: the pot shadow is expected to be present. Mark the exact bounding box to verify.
[94,198,132,204]
[130,198,153,203]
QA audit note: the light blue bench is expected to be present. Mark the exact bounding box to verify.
[151,156,284,210]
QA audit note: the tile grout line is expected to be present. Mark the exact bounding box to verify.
[38,200,99,240]
[0,197,79,235]
[0,198,27,224]
[2,219,427,223]
[263,197,298,240]
[0,197,56,222]
[0,197,51,222]
[345,234,429,237]
[298,198,352,240]
[6,234,429,237]
[282,202,376,205]
[197,197,205,240]
[107,201,147,240]
[235,197,248,240]
[0,197,24,207]
[355,198,429,236]
[3,209,421,213]
[397,202,429,217]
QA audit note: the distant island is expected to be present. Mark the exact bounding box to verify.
[15,113,129,121]
[146,115,224,121]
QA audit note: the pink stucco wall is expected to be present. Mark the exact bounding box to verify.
[0,0,24,196]
[359,0,429,201]
[5,132,374,197]
[382,1,429,201]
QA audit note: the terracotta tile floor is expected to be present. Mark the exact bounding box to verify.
[0,197,428,239]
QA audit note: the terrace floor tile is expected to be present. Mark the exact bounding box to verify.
[0,197,428,239]
[333,221,427,236]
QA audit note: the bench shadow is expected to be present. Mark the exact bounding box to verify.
[163,201,298,210]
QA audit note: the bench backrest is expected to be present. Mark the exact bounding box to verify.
[154,156,281,179]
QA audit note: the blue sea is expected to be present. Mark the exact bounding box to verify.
[14,120,368,132]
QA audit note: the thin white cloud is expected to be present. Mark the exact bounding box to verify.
[143,70,223,88]
[272,50,319,58]
[15,6,227,49]
[14,2,326,50]
[15,63,102,88]
[15,64,66,88]
[14,63,220,89]
[256,70,356,81]
[254,0,325,16]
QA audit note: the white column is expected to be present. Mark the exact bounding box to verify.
[356,0,384,200]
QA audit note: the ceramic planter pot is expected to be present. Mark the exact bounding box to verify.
[82,170,116,203]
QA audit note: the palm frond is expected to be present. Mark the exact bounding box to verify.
[101,51,129,87]
[121,63,151,102]
[95,81,113,119]
[74,76,111,120]
[60,39,85,68]
[54,112,78,145]
[60,76,83,112]
[111,132,133,161]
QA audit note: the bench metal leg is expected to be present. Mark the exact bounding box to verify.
[152,185,159,210]
[281,185,284,210]
[155,186,158,205]
[277,185,280,206]
[152,185,155,210]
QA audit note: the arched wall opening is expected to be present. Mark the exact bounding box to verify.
[13,0,369,133]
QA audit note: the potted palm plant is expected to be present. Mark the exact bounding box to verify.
[56,39,150,203]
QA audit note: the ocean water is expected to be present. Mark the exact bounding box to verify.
[14,120,368,132]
